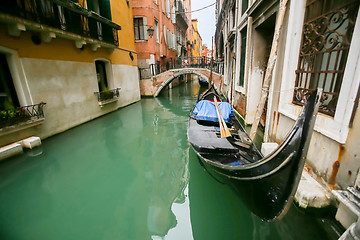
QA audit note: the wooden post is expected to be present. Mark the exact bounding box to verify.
[249,0,289,140]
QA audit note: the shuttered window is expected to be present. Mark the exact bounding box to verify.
[134,17,148,40]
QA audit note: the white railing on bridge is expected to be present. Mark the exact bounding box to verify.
[138,57,224,80]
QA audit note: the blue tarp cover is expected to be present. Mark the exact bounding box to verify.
[193,100,234,123]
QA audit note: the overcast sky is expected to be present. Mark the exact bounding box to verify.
[190,1,216,48]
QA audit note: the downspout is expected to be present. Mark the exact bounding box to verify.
[231,1,239,105]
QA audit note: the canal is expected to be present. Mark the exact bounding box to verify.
[0,81,342,239]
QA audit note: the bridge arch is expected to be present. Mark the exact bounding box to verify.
[154,68,209,97]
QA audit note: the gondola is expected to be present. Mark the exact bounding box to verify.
[187,85,321,221]
[198,78,208,87]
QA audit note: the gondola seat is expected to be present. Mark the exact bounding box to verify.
[193,100,234,123]
[187,118,238,153]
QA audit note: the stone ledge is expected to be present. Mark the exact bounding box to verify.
[0,143,23,161]
[19,136,42,149]
[295,169,333,209]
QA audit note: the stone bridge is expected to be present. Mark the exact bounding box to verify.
[139,68,223,97]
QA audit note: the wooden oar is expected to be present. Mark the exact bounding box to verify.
[214,97,231,138]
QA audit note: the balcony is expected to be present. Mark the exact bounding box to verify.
[175,0,188,29]
[94,88,120,107]
[0,102,46,134]
[0,0,121,50]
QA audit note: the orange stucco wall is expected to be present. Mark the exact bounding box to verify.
[133,0,177,64]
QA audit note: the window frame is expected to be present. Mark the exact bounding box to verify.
[279,0,360,144]
[94,59,113,93]
[235,20,250,94]
[292,0,360,117]
[154,18,159,43]
[0,46,32,107]
[133,16,148,41]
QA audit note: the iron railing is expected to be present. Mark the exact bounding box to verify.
[0,102,46,129]
[293,0,359,116]
[176,57,224,75]
[0,0,121,46]
[175,0,188,28]
[138,57,224,80]
[94,88,120,103]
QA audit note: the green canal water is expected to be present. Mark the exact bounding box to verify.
[0,81,342,240]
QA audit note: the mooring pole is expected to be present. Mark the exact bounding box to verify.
[249,0,289,140]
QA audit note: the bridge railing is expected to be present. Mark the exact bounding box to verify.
[138,57,224,80]
[175,57,224,74]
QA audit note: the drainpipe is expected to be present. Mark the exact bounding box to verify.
[230,1,239,105]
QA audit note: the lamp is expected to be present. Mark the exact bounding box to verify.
[147,26,155,38]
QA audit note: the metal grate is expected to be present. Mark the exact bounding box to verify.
[0,102,46,128]
[293,0,359,116]
[94,88,120,102]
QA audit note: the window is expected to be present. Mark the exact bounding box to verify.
[0,48,47,128]
[241,0,248,15]
[86,0,114,41]
[0,53,19,111]
[94,60,119,104]
[166,0,170,18]
[231,3,236,28]
[167,30,172,49]
[154,19,159,43]
[293,0,359,116]
[162,0,165,13]
[238,27,247,87]
[163,25,167,44]
[95,60,109,93]
[171,6,176,23]
[134,17,148,40]
[134,18,144,40]
[173,33,176,50]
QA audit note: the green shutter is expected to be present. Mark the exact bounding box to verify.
[87,0,112,20]
[99,0,112,20]
[87,0,95,10]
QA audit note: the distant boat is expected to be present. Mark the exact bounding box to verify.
[187,85,321,221]
[198,78,208,87]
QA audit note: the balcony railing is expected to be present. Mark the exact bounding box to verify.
[94,88,120,105]
[0,102,46,129]
[0,0,121,46]
[175,0,188,28]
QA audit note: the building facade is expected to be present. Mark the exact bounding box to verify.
[216,0,360,201]
[191,19,202,58]
[133,0,190,79]
[175,0,191,59]
[202,46,208,60]
[0,0,140,148]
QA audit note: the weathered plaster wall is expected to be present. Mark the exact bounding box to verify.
[272,103,360,190]
[0,58,140,146]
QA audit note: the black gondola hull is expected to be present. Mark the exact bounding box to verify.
[187,86,321,221]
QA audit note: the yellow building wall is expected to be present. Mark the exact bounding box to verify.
[0,0,137,66]
[191,20,202,58]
